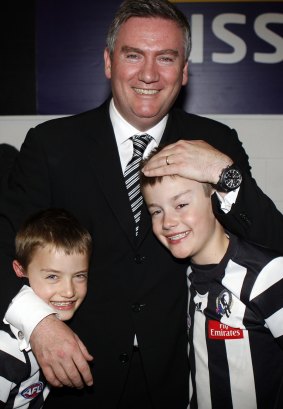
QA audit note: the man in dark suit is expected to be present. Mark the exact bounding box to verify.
[1,0,283,408]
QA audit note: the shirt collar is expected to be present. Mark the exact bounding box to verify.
[109,98,167,146]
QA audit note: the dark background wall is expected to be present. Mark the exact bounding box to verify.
[0,1,36,114]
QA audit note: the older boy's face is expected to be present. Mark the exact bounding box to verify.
[24,245,88,321]
[143,176,222,264]
[104,16,188,131]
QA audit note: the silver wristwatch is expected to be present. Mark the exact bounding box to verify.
[213,164,242,193]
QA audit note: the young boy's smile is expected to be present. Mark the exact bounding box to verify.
[13,245,88,321]
[143,175,228,264]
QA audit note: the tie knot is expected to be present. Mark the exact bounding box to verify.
[132,134,152,158]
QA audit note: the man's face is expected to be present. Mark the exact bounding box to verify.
[143,176,225,264]
[104,17,188,131]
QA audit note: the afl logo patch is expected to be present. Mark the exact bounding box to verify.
[216,289,232,318]
[21,381,44,399]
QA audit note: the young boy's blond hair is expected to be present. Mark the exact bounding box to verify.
[15,208,92,270]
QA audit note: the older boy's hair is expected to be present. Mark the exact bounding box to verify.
[140,146,213,197]
[15,208,92,269]
[106,0,191,61]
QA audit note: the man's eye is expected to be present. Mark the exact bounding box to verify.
[126,53,140,60]
[160,56,174,62]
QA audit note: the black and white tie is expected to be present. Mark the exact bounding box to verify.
[124,134,152,236]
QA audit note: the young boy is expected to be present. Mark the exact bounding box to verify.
[141,149,283,409]
[0,208,92,408]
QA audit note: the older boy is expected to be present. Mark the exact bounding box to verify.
[0,208,92,408]
[141,149,283,409]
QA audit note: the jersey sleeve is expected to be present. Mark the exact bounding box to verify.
[249,256,283,348]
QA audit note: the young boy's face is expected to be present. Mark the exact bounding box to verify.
[143,176,222,264]
[13,245,88,321]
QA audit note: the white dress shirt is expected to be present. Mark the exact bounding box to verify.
[4,285,55,350]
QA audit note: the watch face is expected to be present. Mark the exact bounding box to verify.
[223,168,242,190]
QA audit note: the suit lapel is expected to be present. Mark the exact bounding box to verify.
[84,103,137,245]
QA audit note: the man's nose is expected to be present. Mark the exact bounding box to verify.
[138,58,159,83]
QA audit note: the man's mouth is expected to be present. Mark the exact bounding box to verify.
[133,88,159,95]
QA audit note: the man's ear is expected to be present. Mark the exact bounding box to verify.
[104,48,112,79]
[12,260,27,278]
[182,61,189,86]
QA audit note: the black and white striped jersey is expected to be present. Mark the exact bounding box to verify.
[187,233,283,409]
[0,322,49,408]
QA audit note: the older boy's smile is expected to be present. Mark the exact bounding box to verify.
[166,230,191,242]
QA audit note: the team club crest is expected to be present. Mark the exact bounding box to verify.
[21,381,44,399]
[216,289,232,318]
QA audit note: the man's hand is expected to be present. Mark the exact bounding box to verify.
[142,140,232,184]
[30,314,93,389]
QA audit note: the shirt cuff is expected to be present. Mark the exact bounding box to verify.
[216,187,240,214]
[4,285,56,351]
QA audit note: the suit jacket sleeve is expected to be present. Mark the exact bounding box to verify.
[212,173,283,254]
[209,125,283,254]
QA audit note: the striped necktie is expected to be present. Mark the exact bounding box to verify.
[124,134,152,236]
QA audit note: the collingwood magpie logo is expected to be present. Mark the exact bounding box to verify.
[216,289,232,318]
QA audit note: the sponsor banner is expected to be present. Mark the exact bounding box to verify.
[37,1,283,114]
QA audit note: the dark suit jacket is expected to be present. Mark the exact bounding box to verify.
[0,143,18,193]
[0,100,282,408]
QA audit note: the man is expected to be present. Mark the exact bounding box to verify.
[1,0,283,408]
